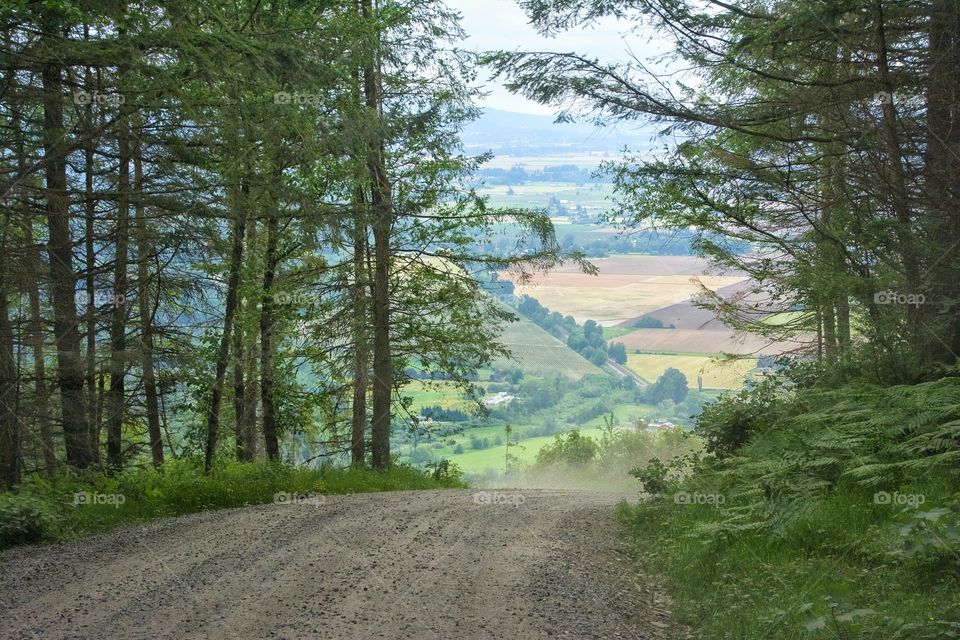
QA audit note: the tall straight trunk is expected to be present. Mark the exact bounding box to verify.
[351,206,369,465]
[42,16,93,468]
[875,2,923,358]
[925,0,960,361]
[233,217,258,462]
[260,215,280,462]
[815,308,823,363]
[83,51,99,463]
[0,231,20,488]
[822,302,837,363]
[242,338,258,461]
[133,129,163,466]
[363,0,393,470]
[9,59,56,474]
[106,102,131,469]
[368,166,392,471]
[232,303,246,460]
[835,297,851,356]
[204,210,246,473]
[24,224,56,473]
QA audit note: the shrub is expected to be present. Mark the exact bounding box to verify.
[0,492,56,547]
[695,375,785,456]
[535,430,599,467]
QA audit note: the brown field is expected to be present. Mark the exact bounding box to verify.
[512,255,746,326]
[618,328,813,355]
[625,353,759,389]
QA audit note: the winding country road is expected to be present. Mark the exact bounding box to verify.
[0,489,672,639]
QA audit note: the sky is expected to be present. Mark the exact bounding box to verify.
[453,0,668,115]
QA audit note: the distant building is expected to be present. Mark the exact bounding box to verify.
[645,421,675,431]
[482,392,515,406]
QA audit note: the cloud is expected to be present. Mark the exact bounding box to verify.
[450,0,664,115]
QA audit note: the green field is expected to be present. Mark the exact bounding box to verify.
[402,380,480,413]
[479,181,616,212]
[625,352,758,388]
[481,154,612,170]
[426,427,609,473]
[493,314,604,378]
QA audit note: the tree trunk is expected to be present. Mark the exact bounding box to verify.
[42,16,93,469]
[363,0,393,470]
[242,330,258,461]
[10,62,57,475]
[133,129,163,467]
[875,2,923,359]
[106,105,130,470]
[83,26,100,465]
[351,208,369,466]
[925,0,960,361]
[0,232,20,488]
[232,301,247,460]
[204,211,245,473]
[260,215,280,462]
[24,223,57,474]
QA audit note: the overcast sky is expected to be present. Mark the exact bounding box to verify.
[453,0,668,115]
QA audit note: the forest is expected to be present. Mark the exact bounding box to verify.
[0,0,586,485]
[2,0,960,638]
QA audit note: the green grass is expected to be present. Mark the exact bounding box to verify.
[402,380,482,412]
[622,377,960,638]
[444,427,609,473]
[0,460,465,549]
[494,314,605,378]
[479,181,616,212]
[603,326,635,340]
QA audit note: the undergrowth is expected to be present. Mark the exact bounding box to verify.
[622,375,960,638]
[0,460,465,549]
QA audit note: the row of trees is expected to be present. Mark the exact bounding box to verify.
[0,0,574,486]
[515,295,627,365]
[492,0,960,383]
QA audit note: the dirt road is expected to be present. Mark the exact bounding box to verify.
[0,489,672,639]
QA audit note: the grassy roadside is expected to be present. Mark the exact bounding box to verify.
[0,460,465,550]
[619,376,960,638]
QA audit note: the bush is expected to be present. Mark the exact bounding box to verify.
[535,430,599,467]
[695,375,784,456]
[0,491,56,546]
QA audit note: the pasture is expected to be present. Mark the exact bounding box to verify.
[625,353,758,389]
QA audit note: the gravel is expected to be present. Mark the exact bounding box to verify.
[0,488,672,639]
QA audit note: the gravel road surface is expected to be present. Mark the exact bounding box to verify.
[0,489,672,639]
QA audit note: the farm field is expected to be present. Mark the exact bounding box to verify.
[618,327,808,355]
[478,181,616,211]
[480,153,613,170]
[625,353,758,389]
[493,314,604,378]
[444,427,609,473]
[514,272,746,326]
[403,380,480,413]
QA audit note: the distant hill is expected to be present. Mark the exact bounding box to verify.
[461,107,655,156]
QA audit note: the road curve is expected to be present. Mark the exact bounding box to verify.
[0,489,672,639]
